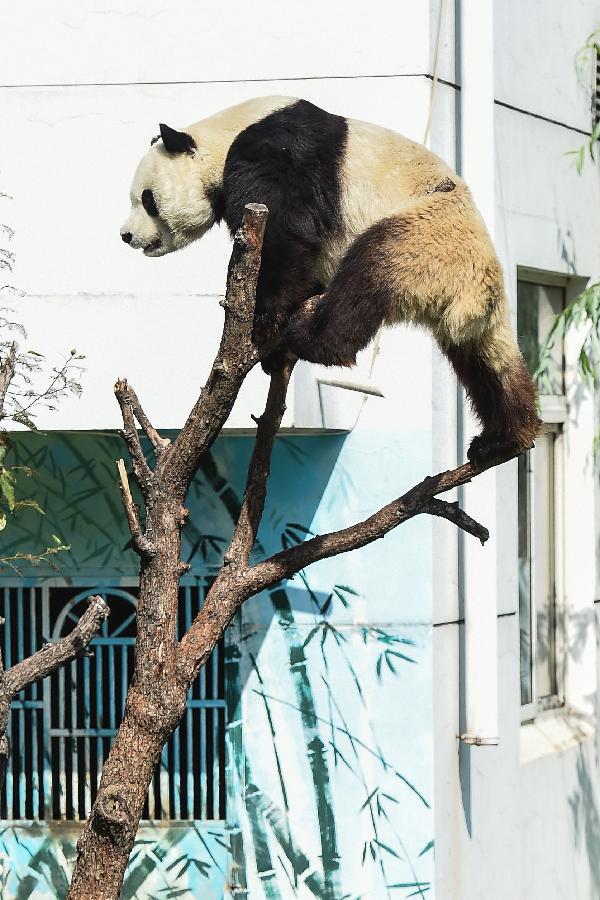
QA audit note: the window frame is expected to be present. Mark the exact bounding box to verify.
[517,271,567,725]
[519,424,566,723]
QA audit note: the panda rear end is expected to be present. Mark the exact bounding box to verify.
[121,96,542,465]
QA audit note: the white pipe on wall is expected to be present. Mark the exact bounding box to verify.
[459,0,499,746]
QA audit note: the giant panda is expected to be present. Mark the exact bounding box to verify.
[121,96,541,465]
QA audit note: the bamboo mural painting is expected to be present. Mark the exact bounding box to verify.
[0,430,434,898]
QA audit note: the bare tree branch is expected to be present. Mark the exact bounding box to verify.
[115,380,170,468]
[239,453,514,598]
[115,379,153,493]
[158,203,267,494]
[116,458,156,558]
[124,382,170,456]
[3,595,109,697]
[422,497,489,544]
[223,355,296,568]
[0,595,108,786]
[178,449,514,678]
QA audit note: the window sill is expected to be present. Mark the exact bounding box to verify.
[519,706,594,766]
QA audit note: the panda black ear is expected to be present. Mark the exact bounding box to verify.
[159,123,196,155]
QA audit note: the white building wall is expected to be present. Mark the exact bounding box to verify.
[433,1,600,898]
[1,0,444,434]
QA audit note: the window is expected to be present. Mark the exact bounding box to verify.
[517,278,565,720]
[0,581,226,822]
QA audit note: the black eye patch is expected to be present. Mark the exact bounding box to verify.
[141,189,159,217]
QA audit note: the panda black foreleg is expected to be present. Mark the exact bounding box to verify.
[444,341,542,466]
[252,235,325,374]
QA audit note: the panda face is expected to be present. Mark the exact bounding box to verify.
[120,124,218,257]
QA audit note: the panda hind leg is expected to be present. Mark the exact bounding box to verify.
[444,330,542,467]
[285,227,392,367]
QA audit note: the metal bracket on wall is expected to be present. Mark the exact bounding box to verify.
[316,377,384,397]
[458,733,499,746]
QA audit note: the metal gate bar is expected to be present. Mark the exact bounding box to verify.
[0,582,226,822]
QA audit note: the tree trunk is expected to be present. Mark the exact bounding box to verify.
[69,496,188,898]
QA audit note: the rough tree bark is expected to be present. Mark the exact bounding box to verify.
[67,204,528,898]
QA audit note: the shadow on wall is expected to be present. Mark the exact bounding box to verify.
[569,745,600,900]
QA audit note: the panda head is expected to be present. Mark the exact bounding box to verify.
[120,123,221,257]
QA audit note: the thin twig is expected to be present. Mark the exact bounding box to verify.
[116,459,155,558]
[114,379,153,492]
[422,497,489,544]
[116,381,170,458]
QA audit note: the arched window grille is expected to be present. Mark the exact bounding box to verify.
[0,581,225,822]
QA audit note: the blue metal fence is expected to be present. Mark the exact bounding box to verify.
[0,581,226,823]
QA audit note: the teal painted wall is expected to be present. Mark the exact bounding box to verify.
[1,430,434,899]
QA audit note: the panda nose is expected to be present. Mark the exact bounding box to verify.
[121,232,133,244]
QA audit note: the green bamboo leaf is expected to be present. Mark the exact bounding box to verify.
[419,839,434,856]
[320,594,333,615]
[286,521,315,535]
[359,787,378,811]
[302,623,321,648]
[387,649,417,664]
[333,584,359,596]
[330,742,354,773]
[165,853,187,872]
[176,859,192,878]
[333,588,350,608]
[373,838,403,859]
[191,858,212,877]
